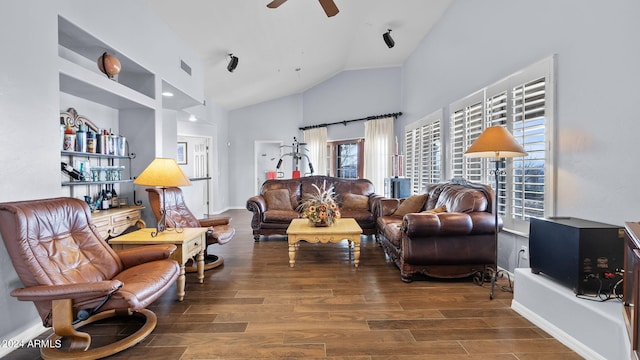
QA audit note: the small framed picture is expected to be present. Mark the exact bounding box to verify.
[177,142,188,165]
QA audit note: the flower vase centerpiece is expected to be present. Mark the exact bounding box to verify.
[298,181,341,227]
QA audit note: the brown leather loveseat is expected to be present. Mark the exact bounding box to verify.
[246,175,381,241]
[376,178,501,282]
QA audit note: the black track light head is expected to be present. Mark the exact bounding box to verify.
[383,29,395,49]
[227,54,239,72]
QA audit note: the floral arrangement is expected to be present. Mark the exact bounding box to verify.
[298,182,341,226]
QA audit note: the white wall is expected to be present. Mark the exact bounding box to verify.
[228,67,403,207]
[399,0,640,268]
[228,94,303,207]
[302,67,402,141]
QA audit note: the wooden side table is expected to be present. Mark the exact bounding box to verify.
[109,227,208,301]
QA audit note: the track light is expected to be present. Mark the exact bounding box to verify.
[227,54,239,72]
[383,29,395,48]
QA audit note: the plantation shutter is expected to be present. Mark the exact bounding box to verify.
[511,77,546,220]
[450,93,484,182]
[404,111,442,195]
[485,91,508,216]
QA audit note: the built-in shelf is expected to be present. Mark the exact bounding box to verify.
[62,179,133,187]
[61,151,132,160]
[57,15,156,106]
[59,57,155,110]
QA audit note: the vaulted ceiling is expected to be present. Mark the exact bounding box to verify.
[142,0,452,110]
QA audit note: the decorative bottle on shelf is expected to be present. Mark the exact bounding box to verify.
[110,188,119,208]
[97,129,108,154]
[87,130,96,154]
[61,162,83,181]
[101,190,110,210]
[76,124,86,153]
[63,124,75,151]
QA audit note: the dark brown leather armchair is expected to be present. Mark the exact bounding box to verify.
[0,197,180,359]
[146,187,235,271]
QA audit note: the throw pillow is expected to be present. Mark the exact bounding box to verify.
[264,189,293,211]
[422,205,447,214]
[392,194,428,217]
[341,193,369,210]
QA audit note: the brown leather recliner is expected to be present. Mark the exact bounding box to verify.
[0,197,180,359]
[146,187,235,271]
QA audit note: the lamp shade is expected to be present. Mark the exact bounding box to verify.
[133,158,192,187]
[464,126,528,159]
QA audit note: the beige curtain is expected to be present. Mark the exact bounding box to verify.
[364,117,394,193]
[303,127,327,176]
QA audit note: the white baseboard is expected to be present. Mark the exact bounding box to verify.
[0,320,46,358]
[511,300,606,360]
[512,268,631,360]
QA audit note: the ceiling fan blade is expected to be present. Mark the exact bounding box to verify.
[267,0,287,9]
[318,0,339,17]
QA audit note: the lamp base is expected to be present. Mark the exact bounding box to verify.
[150,187,183,237]
[473,266,513,299]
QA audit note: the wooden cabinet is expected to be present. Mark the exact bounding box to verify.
[624,222,640,360]
[92,206,145,240]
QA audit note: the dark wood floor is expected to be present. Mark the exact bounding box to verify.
[6,209,581,359]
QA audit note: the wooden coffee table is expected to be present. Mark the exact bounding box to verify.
[286,218,363,268]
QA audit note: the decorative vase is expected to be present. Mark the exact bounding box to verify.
[97,52,121,79]
[314,220,329,227]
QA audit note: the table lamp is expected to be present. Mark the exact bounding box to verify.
[134,158,192,237]
[464,126,527,299]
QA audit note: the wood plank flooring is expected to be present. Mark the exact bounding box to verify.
[6,209,581,359]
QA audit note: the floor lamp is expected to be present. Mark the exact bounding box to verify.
[464,126,527,299]
[134,158,192,237]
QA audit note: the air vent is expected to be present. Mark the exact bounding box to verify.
[180,59,192,76]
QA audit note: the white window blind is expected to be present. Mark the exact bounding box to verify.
[450,56,555,233]
[405,110,442,194]
[485,91,508,216]
[511,77,546,221]
[450,92,484,183]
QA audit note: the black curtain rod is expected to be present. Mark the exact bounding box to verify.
[298,112,402,131]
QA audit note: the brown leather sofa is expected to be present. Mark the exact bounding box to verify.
[246,175,381,241]
[376,178,502,282]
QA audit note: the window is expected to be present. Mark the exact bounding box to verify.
[405,110,442,194]
[450,92,484,183]
[449,56,555,233]
[327,139,364,179]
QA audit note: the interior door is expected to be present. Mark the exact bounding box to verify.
[178,135,210,217]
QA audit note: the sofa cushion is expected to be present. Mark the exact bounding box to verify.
[264,189,293,211]
[263,209,299,223]
[422,205,447,214]
[341,193,369,210]
[436,186,487,213]
[393,194,428,217]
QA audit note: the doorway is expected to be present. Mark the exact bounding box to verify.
[254,141,284,194]
[178,135,211,217]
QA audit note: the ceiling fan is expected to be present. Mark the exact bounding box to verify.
[267,0,339,17]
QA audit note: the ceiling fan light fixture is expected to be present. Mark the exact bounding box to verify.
[227,54,239,72]
[383,29,395,48]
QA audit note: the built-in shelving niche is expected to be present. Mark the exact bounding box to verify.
[57,15,155,109]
